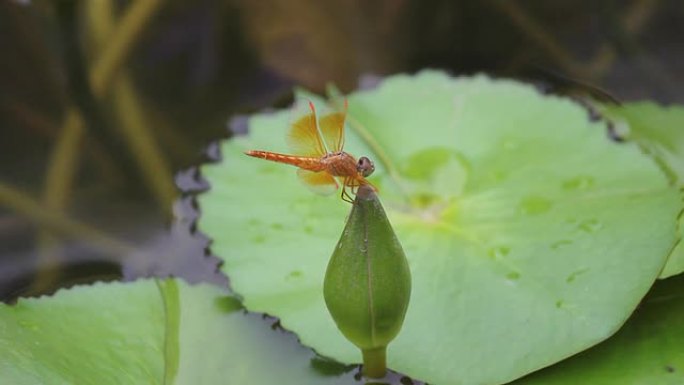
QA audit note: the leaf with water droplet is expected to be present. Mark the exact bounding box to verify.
[513,274,684,385]
[562,176,595,191]
[602,102,684,278]
[577,219,603,234]
[519,196,553,215]
[199,72,680,385]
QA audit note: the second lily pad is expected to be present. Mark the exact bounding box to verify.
[199,71,680,385]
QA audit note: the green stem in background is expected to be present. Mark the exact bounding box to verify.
[89,0,163,95]
[41,109,84,212]
[323,185,411,379]
[29,0,165,294]
[0,183,136,258]
[87,0,177,214]
[31,109,85,294]
[485,0,657,80]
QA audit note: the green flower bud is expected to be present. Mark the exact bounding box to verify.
[323,185,411,378]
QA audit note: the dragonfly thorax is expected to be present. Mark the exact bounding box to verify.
[322,152,359,177]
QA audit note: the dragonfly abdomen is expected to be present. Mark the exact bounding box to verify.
[245,150,325,171]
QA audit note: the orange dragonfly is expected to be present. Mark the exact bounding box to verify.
[245,100,376,203]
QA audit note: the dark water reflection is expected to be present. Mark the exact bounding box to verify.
[2,0,683,299]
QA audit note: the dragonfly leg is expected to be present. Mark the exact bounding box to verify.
[350,178,360,195]
[341,177,353,203]
[341,188,353,203]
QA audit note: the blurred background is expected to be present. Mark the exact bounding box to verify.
[0,0,681,301]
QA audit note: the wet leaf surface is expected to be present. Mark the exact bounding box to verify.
[513,274,684,385]
[199,71,680,384]
[602,102,684,278]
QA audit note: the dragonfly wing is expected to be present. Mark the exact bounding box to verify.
[319,99,347,153]
[297,169,339,196]
[287,101,327,157]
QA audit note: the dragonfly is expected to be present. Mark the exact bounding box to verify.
[245,100,376,203]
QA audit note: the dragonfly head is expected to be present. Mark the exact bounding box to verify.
[357,156,375,177]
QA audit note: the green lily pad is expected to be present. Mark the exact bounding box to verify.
[0,279,356,384]
[0,281,165,384]
[199,71,680,385]
[513,274,684,384]
[602,102,684,278]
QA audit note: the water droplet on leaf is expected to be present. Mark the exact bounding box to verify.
[562,176,595,190]
[578,219,602,233]
[551,240,573,250]
[566,268,590,283]
[519,196,552,215]
[488,246,511,260]
[506,271,521,280]
[286,270,303,280]
[411,192,441,208]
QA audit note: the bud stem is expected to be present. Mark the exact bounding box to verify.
[362,346,387,378]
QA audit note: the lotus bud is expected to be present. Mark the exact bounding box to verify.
[324,185,411,378]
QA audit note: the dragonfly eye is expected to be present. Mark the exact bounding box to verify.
[357,156,375,177]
